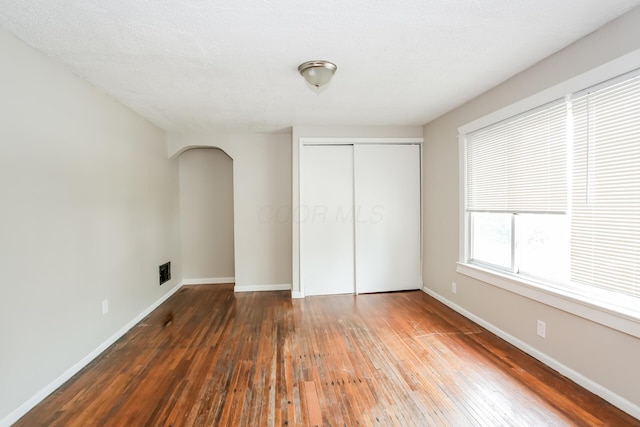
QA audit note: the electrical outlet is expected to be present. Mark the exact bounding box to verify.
[451,282,457,294]
[537,320,546,338]
[102,299,109,315]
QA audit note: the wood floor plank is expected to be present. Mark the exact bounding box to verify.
[14,284,640,427]
[303,381,322,427]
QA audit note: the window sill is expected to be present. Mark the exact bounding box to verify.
[456,262,640,338]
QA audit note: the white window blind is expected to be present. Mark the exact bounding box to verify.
[466,101,568,213]
[570,74,640,298]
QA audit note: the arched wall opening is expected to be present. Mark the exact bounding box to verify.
[178,147,235,283]
[169,133,293,291]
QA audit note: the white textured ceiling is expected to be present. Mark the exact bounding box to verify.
[1,1,639,132]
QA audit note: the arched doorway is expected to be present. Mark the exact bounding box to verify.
[178,147,235,284]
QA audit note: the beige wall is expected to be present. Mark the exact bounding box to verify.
[168,132,292,289]
[179,148,235,280]
[0,28,181,423]
[422,8,640,414]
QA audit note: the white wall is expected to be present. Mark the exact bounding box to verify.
[422,8,640,415]
[0,28,181,423]
[179,148,234,281]
[168,132,292,290]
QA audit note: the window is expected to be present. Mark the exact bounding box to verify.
[462,71,640,321]
[569,75,640,299]
[470,212,512,270]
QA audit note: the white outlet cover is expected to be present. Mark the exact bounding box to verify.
[537,320,546,338]
[452,282,457,294]
[102,300,109,314]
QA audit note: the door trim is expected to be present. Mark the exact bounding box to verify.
[293,137,424,298]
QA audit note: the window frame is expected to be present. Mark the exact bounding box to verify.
[457,50,640,338]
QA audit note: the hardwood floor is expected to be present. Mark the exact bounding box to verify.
[16,284,639,426]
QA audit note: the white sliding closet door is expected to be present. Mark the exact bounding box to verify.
[354,144,421,293]
[301,145,354,296]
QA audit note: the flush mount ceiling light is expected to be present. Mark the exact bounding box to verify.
[298,60,337,93]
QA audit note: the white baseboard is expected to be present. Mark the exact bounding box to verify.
[291,291,304,299]
[234,283,291,292]
[0,281,185,427]
[421,287,640,420]
[182,277,235,285]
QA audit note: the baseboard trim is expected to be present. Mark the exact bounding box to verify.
[291,291,304,299]
[234,284,291,292]
[182,277,235,285]
[421,287,640,420]
[0,281,185,427]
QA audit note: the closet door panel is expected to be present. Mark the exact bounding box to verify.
[354,144,421,293]
[301,145,354,296]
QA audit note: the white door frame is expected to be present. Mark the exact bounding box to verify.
[292,137,424,298]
